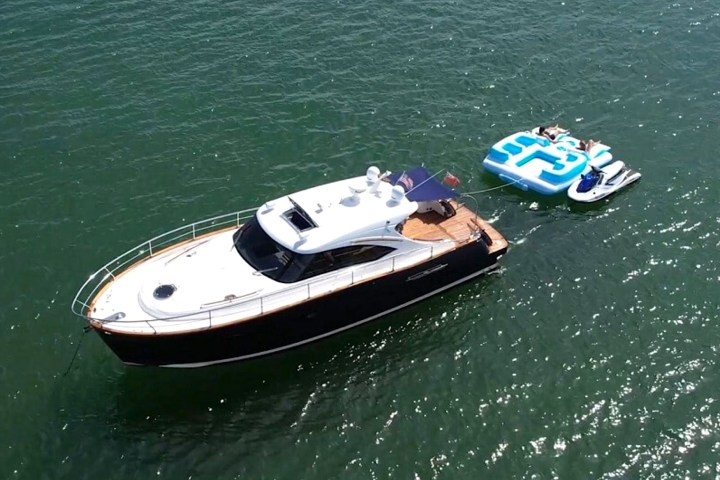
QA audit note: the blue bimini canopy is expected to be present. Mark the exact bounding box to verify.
[387,167,458,202]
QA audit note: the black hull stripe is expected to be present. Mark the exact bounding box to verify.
[129,263,498,368]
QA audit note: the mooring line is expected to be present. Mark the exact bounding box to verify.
[63,326,91,377]
[463,179,520,196]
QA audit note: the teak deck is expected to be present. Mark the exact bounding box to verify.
[402,201,507,254]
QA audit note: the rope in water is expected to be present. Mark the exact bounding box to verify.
[63,326,92,377]
[462,179,520,196]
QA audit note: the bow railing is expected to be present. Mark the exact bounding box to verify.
[71,208,257,321]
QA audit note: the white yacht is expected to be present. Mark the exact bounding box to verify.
[72,166,507,367]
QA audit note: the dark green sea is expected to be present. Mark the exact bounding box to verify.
[2,0,719,478]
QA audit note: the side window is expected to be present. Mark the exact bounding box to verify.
[300,252,337,280]
[300,245,395,280]
[332,245,395,268]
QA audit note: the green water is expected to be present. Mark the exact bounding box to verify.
[2,0,719,478]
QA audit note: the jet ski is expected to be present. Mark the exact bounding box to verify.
[567,161,641,202]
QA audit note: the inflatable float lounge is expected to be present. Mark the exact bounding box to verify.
[482,131,613,195]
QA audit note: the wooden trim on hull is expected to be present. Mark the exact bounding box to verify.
[93,241,506,367]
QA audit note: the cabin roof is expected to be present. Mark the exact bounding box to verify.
[257,171,419,253]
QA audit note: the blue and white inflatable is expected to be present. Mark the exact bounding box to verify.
[482,128,614,195]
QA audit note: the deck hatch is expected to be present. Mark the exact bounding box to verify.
[283,197,317,232]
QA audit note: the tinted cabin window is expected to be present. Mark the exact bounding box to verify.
[235,218,395,283]
[299,245,395,280]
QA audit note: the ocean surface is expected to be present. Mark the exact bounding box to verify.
[2,0,719,478]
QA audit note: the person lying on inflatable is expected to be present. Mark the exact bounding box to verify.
[537,125,568,142]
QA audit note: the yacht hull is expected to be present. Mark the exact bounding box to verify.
[92,240,504,367]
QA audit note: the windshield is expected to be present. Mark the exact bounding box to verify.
[233,216,303,282]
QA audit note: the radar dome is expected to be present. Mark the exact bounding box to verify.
[366,166,380,182]
[389,185,405,204]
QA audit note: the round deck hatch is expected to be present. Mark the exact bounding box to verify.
[153,284,176,300]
